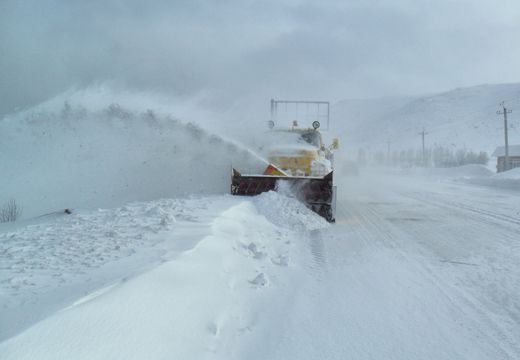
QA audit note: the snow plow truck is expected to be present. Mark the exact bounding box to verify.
[231,99,338,222]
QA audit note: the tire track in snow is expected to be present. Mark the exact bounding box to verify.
[391,189,520,355]
[330,196,519,358]
[308,230,327,281]
[403,190,520,229]
[367,196,519,357]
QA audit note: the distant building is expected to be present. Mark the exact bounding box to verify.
[492,145,520,172]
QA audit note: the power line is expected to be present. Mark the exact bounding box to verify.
[497,97,520,107]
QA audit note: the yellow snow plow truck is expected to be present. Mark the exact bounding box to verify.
[231,99,338,222]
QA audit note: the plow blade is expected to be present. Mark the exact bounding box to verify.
[231,169,336,222]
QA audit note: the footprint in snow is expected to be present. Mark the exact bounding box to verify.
[246,243,266,260]
[270,255,289,266]
[249,273,268,288]
[206,322,219,336]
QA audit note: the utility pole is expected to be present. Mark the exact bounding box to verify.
[418,129,428,166]
[386,138,391,165]
[497,103,512,171]
[270,99,275,122]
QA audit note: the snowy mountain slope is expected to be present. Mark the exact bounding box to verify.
[0,87,267,218]
[332,83,520,155]
[331,95,413,135]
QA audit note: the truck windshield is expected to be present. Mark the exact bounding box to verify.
[300,132,320,147]
[260,130,321,150]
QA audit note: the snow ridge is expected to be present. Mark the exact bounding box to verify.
[0,194,321,359]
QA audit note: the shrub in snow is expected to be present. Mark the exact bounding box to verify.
[0,199,21,222]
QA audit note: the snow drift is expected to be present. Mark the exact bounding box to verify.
[397,164,520,191]
[0,191,327,359]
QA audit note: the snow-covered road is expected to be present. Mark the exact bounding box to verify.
[250,171,520,359]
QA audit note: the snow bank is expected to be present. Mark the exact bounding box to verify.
[0,86,267,218]
[0,196,245,341]
[0,195,312,360]
[398,164,520,191]
[402,164,494,179]
[429,166,520,191]
[462,174,520,191]
[494,167,520,180]
[398,164,520,192]
[438,164,494,178]
[254,190,329,232]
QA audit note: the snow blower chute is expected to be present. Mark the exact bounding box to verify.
[231,99,338,222]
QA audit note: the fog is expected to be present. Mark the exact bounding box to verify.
[2,0,520,117]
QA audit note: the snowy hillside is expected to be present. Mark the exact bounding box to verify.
[0,87,267,218]
[332,83,520,156]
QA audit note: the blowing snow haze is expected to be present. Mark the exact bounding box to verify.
[2,0,520,116]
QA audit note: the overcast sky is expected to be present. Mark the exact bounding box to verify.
[1,0,520,116]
